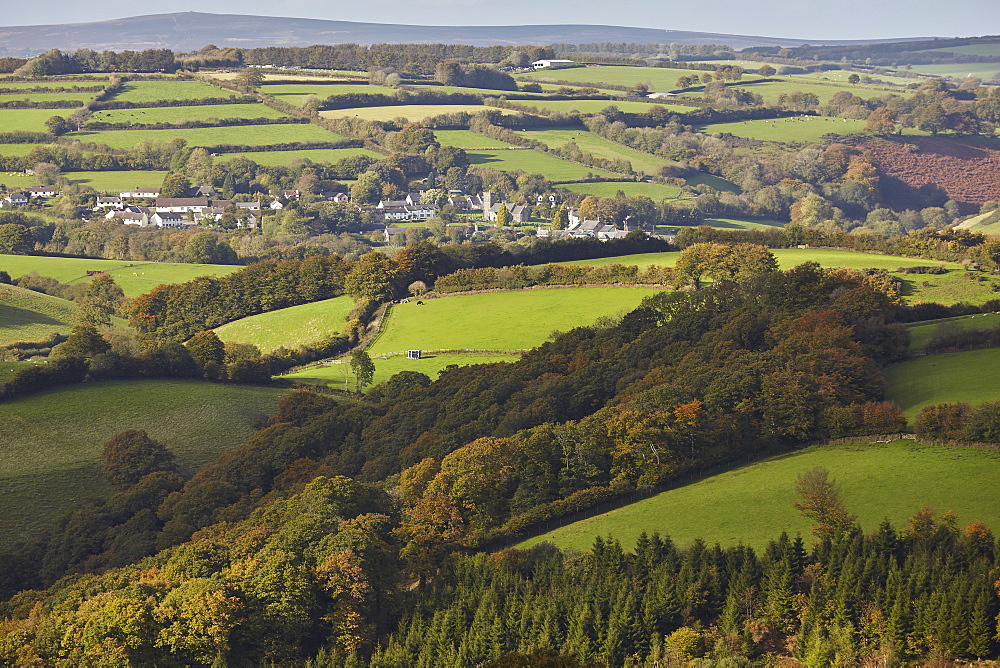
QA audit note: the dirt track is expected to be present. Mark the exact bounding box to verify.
[858,136,1000,212]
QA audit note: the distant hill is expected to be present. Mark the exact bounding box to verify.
[0,12,931,56]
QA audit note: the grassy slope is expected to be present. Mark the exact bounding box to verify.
[434,130,515,149]
[320,104,514,122]
[700,116,869,142]
[0,143,64,157]
[284,352,521,391]
[516,65,710,90]
[561,181,682,199]
[907,63,1000,79]
[886,347,1000,419]
[466,149,617,180]
[0,91,93,104]
[89,103,291,124]
[215,147,382,166]
[65,123,344,149]
[0,254,241,298]
[519,440,1000,552]
[515,129,676,174]
[109,80,233,103]
[212,296,354,353]
[0,379,289,545]
[562,249,965,271]
[905,312,1000,352]
[516,99,690,114]
[0,108,72,132]
[370,287,664,355]
[65,170,169,193]
[0,283,76,344]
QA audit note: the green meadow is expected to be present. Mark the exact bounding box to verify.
[283,351,521,391]
[0,81,106,90]
[520,440,1000,552]
[466,149,617,180]
[0,143,64,157]
[0,91,93,104]
[895,269,1000,306]
[917,44,1000,57]
[700,116,869,142]
[517,65,714,91]
[0,284,76,345]
[907,63,1000,79]
[0,108,72,132]
[369,287,664,355]
[0,379,289,546]
[320,104,513,122]
[214,147,382,166]
[212,296,354,353]
[261,82,390,106]
[89,103,292,125]
[679,78,902,105]
[0,254,241,298]
[905,312,1000,353]
[514,129,677,174]
[65,123,345,149]
[108,80,235,103]
[886,347,1000,420]
[517,99,690,115]
[0,172,34,189]
[64,170,169,193]
[560,181,683,199]
[433,129,516,148]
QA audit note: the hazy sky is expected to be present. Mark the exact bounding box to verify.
[1,0,995,41]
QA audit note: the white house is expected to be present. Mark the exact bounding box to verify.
[25,186,59,198]
[3,192,29,207]
[531,59,576,69]
[154,197,211,213]
[120,187,161,198]
[150,212,190,228]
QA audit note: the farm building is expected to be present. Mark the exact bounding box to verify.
[532,59,576,69]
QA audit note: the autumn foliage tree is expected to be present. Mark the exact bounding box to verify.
[101,429,177,490]
[793,466,857,540]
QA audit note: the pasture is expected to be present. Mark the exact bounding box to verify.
[895,270,1000,306]
[64,170,168,193]
[700,116,869,142]
[886,347,1000,420]
[0,81,107,90]
[320,104,513,122]
[955,210,1000,233]
[89,103,292,125]
[0,172,34,189]
[516,99,691,115]
[283,351,521,390]
[107,79,235,103]
[212,296,354,353]
[0,254,241,298]
[0,143,65,157]
[0,108,72,132]
[517,65,715,92]
[0,91,93,105]
[433,129,516,149]
[0,283,76,345]
[798,69,917,86]
[905,312,1000,353]
[562,249,965,272]
[917,44,1000,57]
[560,180,683,200]
[65,123,345,149]
[369,287,664,355]
[514,129,677,174]
[262,83,392,106]
[519,440,1000,551]
[0,361,33,382]
[907,63,1000,80]
[0,379,289,546]
[680,78,903,105]
[466,149,618,180]
[215,147,382,166]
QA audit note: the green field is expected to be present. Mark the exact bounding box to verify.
[215,147,382,166]
[514,129,677,174]
[466,149,617,180]
[0,379,289,545]
[517,65,713,91]
[520,440,1000,552]
[283,351,521,390]
[906,63,1000,79]
[516,99,691,115]
[212,296,354,352]
[0,81,106,90]
[563,249,965,272]
[0,108,72,132]
[560,181,683,199]
[64,169,169,193]
[887,347,1000,420]
[89,103,291,125]
[955,210,1000,233]
[108,80,235,103]
[370,287,664,355]
[676,217,785,231]
[679,78,902,105]
[0,360,33,382]
[0,254,241,298]
[320,104,513,122]
[917,44,1000,57]
[905,312,1000,353]
[0,172,34,189]
[65,123,345,149]
[262,82,390,103]
[0,143,64,157]
[896,269,1000,306]
[0,283,76,345]
[433,129,516,149]
[687,173,741,192]
[798,69,917,86]
[700,116,869,142]
[0,91,93,105]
